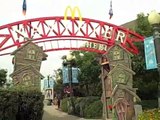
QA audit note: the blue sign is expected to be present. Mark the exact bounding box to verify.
[144,36,157,70]
[62,67,79,84]
[62,67,69,84]
[43,78,54,89]
[44,79,48,88]
[72,67,79,83]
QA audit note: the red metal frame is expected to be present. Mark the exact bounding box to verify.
[0,16,144,56]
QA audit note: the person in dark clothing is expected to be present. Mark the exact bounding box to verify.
[57,94,61,109]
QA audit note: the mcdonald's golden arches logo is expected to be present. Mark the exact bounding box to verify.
[64,6,82,21]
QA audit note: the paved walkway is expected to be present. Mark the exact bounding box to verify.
[43,105,82,120]
[42,105,102,120]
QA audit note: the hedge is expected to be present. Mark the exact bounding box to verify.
[0,86,44,120]
[61,96,101,118]
[138,100,158,110]
[61,97,69,113]
[84,100,102,119]
[138,108,160,120]
[0,89,18,120]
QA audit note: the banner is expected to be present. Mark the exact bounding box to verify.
[62,67,79,84]
[144,36,157,69]
[43,78,54,89]
[62,67,69,84]
[22,0,27,16]
[72,67,79,83]
[64,6,82,21]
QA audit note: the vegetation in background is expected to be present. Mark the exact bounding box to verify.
[73,51,101,96]
[138,108,160,120]
[53,68,63,94]
[132,13,159,100]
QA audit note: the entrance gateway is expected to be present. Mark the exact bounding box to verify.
[0,16,143,55]
[0,16,144,120]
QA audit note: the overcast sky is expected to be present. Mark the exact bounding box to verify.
[0,0,160,78]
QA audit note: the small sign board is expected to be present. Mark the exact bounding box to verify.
[44,88,53,100]
[43,78,54,89]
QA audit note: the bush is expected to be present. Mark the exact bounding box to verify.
[138,108,160,120]
[61,96,101,118]
[61,97,69,112]
[74,97,84,116]
[0,89,18,120]
[0,86,44,120]
[78,96,99,117]
[139,100,158,110]
[84,100,103,119]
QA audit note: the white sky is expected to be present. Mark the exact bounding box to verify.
[0,0,160,79]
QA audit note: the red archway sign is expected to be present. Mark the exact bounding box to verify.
[0,16,144,56]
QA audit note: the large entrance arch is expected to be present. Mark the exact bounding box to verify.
[0,16,143,56]
[0,17,144,120]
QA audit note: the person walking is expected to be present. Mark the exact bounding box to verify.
[57,93,61,109]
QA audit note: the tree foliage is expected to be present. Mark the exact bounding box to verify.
[135,13,152,37]
[132,13,159,99]
[0,69,7,87]
[53,51,102,97]
[53,68,63,93]
[72,51,102,96]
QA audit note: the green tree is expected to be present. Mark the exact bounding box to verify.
[135,13,152,37]
[132,13,159,99]
[53,68,63,93]
[73,51,102,96]
[0,69,7,87]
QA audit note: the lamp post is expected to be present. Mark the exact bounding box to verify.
[148,10,160,108]
[47,75,50,88]
[62,52,76,114]
[66,53,75,97]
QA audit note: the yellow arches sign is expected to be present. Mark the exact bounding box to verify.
[64,6,82,21]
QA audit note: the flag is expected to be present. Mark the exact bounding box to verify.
[144,36,157,70]
[109,0,113,19]
[22,0,27,16]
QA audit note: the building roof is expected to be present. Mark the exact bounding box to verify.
[107,43,133,56]
[11,40,48,60]
[108,63,135,75]
[10,64,44,78]
[121,19,137,29]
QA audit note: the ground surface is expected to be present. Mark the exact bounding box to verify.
[42,105,81,120]
[42,104,102,120]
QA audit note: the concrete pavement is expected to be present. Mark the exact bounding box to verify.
[42,105,102,120]
[42,105,82,120]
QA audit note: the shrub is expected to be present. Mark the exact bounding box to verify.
[16,87,44,120]
[61,96,100,118]
[0,89,18,120]
[0,86,44,120]
[78,96,99,117]
[61,97,69,112]
[84,100,103,119]
[138,108,160,120]
[74,97,84,116]
[138,100,158,110]
[61,97,77,114]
